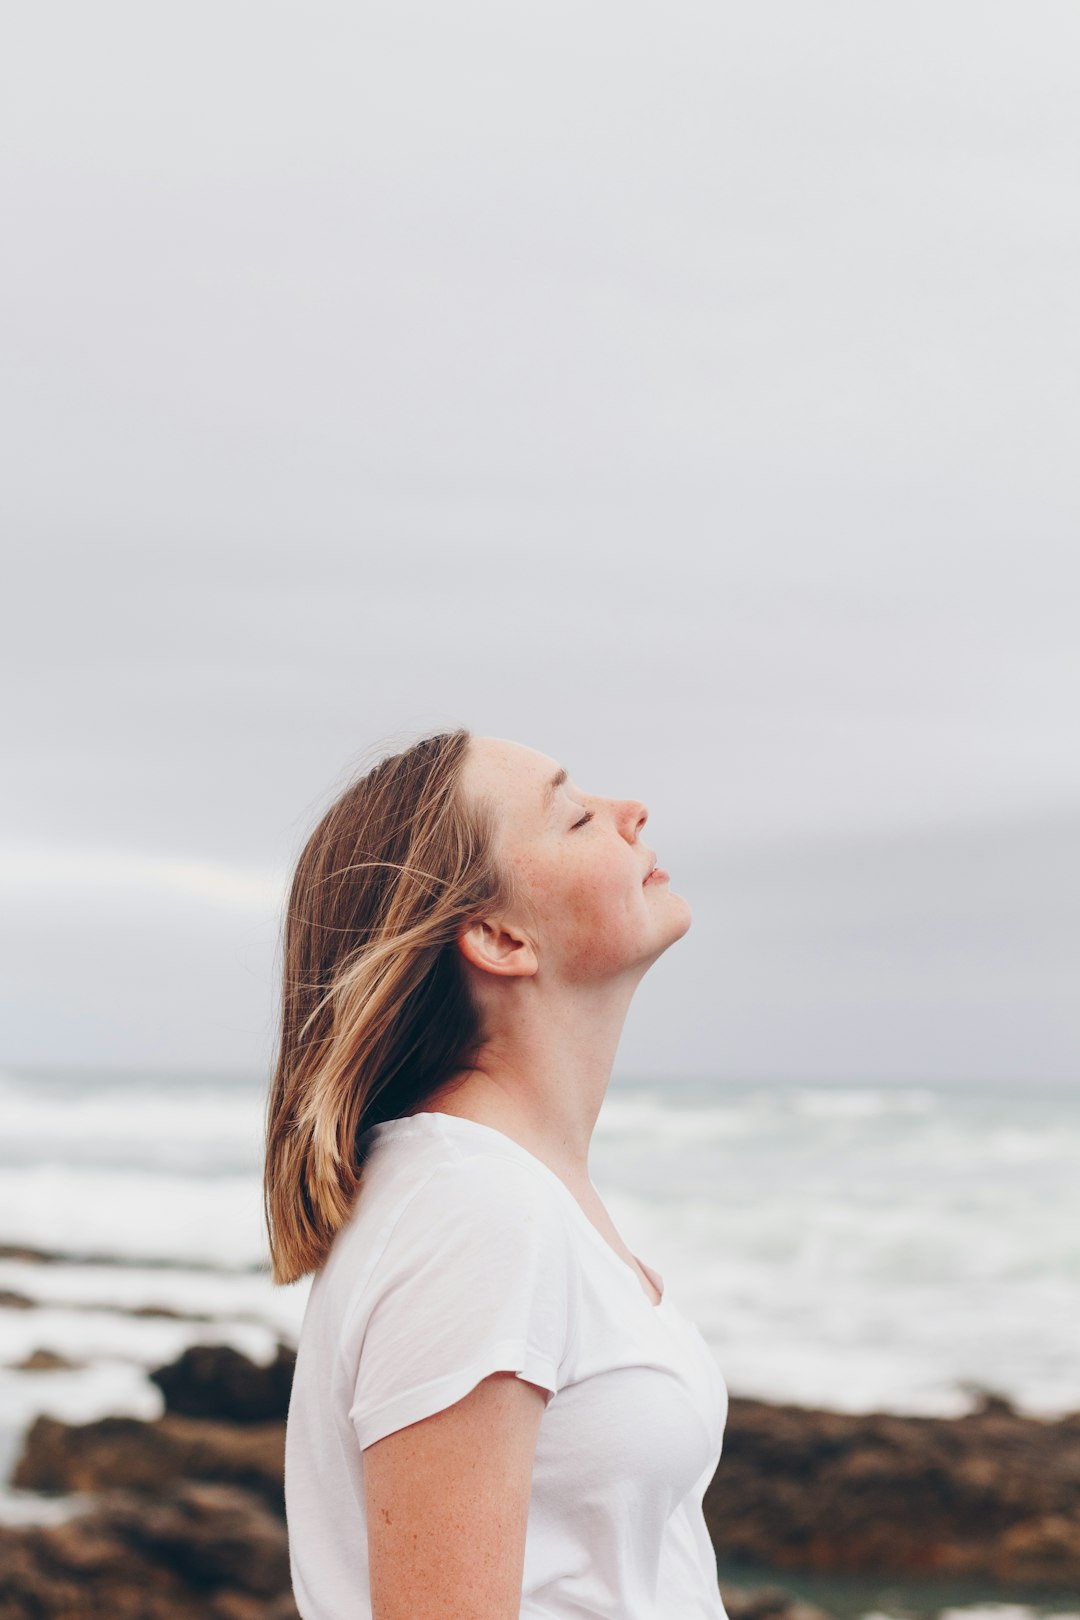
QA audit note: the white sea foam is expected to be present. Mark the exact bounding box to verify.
[1,1068,1078,1449]
[0,1488,97,1526]
[0,1165,268,1267]
[0,1304,282,1369]
[937,1608,1080,1620]
[792,1086,939,1119]
[0,1358,166,1515]
[0,1258,309,1338]
[0,1070,263,1176]
[0,1358,165,1432]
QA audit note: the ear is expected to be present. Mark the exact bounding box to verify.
[456,916,538,979]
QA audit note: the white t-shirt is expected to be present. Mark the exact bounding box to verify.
[285,1111,729,1619]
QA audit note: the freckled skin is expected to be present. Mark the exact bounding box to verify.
[363,735,691,1617]
[462,735,691,986]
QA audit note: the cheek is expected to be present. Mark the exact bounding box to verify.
[520,852,643,970]
[574,866,639,930]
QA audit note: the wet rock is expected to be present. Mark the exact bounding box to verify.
[0,1482,300,1620]
[101,1481,289,1594]
[0,1494,820,1620]
[10,1349,81,1371]
[129,1304,215,1321]
[13,1414,286,1515]
[151,1342,296,1423]
[12,1342,1080,1593]
[704,1394,1080,1587]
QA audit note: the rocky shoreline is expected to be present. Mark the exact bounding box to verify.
[2,1342,1077,1618]
[704,1392,1080,1588]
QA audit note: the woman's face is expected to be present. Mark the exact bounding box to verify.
[462,735,691,984]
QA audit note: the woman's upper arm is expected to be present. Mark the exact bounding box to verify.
[363,1368,548,1620]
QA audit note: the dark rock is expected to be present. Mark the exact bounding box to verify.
[102,1481,289,1595]
[0,1242,263,1275]
[10,1349,81,1371]
[966,1388,1019,1417]
[704,1394,1080,1587]
[13,1414,287,1515]
[151,1342,296,1423]
[13,1342,1080,1592]
[0,1288,217,1324]
[0,1482,300,1619]
[129,1304,215,1321]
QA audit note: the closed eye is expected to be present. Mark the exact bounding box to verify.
[571,810,594,829]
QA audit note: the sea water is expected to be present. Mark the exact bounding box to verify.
[2,1066,1078,1418]
[1,1065,1078,1617]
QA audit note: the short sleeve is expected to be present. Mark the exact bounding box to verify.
[347,1154,578,1451]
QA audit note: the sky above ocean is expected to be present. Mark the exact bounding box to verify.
[1,2,1077,1081]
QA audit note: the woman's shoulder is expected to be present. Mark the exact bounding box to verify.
[317,1120,583,1344]
[357,1115,578,1239]
[358,1114,572,1210]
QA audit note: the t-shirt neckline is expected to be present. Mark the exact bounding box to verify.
[370,1111,670,1312]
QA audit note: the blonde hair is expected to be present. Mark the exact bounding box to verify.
[263,728,516,1285]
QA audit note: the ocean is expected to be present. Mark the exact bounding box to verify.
[2,1064,1078,1617]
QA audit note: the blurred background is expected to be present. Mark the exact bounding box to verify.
[1,3,1078,1618]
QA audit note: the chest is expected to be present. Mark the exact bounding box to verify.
[565,1183,664,1305]
[540,1266,728,1512]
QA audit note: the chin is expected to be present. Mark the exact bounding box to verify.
[667,892,693,940]
[652,888,692,952]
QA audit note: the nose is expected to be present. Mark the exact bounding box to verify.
[620,798,648,840]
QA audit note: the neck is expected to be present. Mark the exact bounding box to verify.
[424,971,646,1190]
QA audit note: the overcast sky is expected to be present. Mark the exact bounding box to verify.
[2,2,1077,1084]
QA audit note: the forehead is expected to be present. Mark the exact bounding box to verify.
[463,735,563,817]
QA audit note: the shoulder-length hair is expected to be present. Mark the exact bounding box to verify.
[263,727,516,1285]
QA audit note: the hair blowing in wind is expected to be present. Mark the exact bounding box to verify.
[262,728,518,1285]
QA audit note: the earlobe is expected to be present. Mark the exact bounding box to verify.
[456,918,538,979]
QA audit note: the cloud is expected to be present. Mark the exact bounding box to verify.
[2,1,1078,1077]
[0,847,284,914]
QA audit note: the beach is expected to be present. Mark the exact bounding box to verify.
[2,1066,1078,1618]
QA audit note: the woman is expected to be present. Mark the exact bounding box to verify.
[265,728,729,1619]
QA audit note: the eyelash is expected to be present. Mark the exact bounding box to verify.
[571,810,594,829]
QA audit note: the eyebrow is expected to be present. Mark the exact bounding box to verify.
[542,767,568,811]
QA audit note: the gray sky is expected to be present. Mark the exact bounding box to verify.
[2,2,1077,1082]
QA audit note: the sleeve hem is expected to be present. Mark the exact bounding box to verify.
[349,1338,559,1452]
